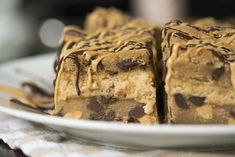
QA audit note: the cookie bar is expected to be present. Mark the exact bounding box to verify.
[53,23,159,124]
[85,7,131,31]
[85,7,162,37]
[162,20,235,124]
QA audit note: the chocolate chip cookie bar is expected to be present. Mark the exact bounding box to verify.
[54,22,159,124]
[162,20,235,124]
[85,7,131,31]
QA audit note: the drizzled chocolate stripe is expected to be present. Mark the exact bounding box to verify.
[164,27,198,45]
[170,43,234,63]
[186,24,208,33]
[224,32,235,37]
[166,20,234,34]
[53,56,64,86]
[65,30,86,37]
[174,32,197,41]
[115,41,145,52]
[22,82,53,97]
[89,32,101,40]
[66,54,81,95]
[146,40,157,87]
[10,99,48,114]
[54,41,66,72]
[67,41,77,49]
[214,32,235,39]
[211,51,229,63]
[80,43,90,49]
[165,20,182,26]
[206,26,225,32]
[129,46,148,50]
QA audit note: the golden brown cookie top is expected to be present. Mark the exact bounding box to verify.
[85,7,131,31]
[59,24,157,74]
[162,20,235,63]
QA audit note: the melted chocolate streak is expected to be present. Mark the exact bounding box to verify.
[53,56,64,86]
[54,41,66,73]
[166,20,235,33]
[65,54,81,95]
[21,82,53,97]
[146,41,157,87]
[165,27,199,44]
[10,99,48,114]
[65,30,86,37]
[67,41,77,49]
[115,41,144,52]
[165,24,235,63]
[171,42,234,63]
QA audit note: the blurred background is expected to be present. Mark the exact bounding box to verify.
[0,0,234,63]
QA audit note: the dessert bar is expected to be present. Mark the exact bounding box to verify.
[162,20,235,124]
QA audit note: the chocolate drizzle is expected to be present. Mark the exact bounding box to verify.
[66,54,81,95]
[65,30,86,37]
[174,32,197,41]
[224,32,235,37]
[53,56,64,86]
[166,20,234,34]
[10,99,48,114]
[211,50,235,63]
[164,25,234,64]
[114,41,143,52]
[54,41,66,72]
[22,82,53,97]
[67,41,77,49]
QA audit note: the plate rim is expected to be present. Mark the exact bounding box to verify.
[1,53,235,137]
[0,104,235,135]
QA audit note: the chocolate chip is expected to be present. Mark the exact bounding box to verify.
[116,117,123,121]
[188,96,206,106]
[100,96,117,104]
[104,111,116,121]
[229,109,235,117]
[212,67,225,81]
[116,59,138,71]
[127,117,139,123]
[87,97,104,113]
[106,70,118,75]
[89,111,105,120]
[174,93,188,109]
[129,106,145,119]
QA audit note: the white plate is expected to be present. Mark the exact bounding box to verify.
[0,53,235,149]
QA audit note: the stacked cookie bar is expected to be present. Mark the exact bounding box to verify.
[53,7,235,124]
[162,20,235,124]
[53,8,160,124]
